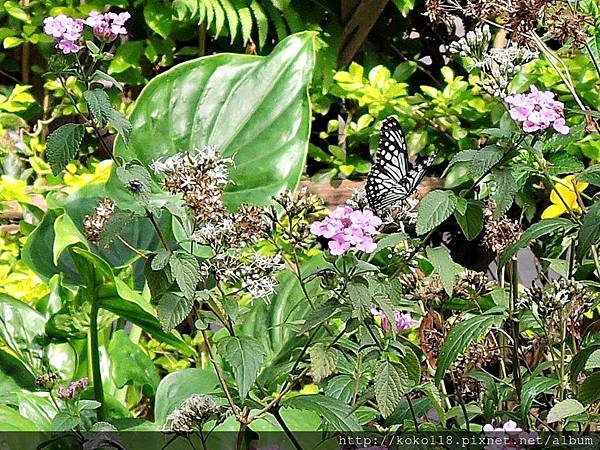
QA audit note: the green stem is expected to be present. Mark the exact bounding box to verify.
[273,409,305,450]
[509,259,522,402]
[88,295,106,421]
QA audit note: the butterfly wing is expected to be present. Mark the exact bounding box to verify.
[365,117,433,211]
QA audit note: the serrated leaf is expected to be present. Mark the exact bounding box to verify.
[83,89,112,127]
[578,164,600,186]
[454,199,483,241]
[347,282,372,319]
[547,399,585,423]
[298,300,340,334]
[402,347,421,385]
[218,335,264,401]
[309,344,338,383]
[577,372,600,405]
[249,1,268,47]
[416,190,457,235]
[46,124,85,175]
[107,109,132,145]
[99,208,136,248]
[434,314,503,385]
[468,145,503,177]
[283,394,361,431]
[326,375,367,404]
[375,360,410,418]
[169,250,200,298]
[491,169,518,218]
[151,249,171,271]
[157,292,194,331]
[577,202,600,261]
[373,232,408,253]
[499,219,575,267]
[426,247,458,296]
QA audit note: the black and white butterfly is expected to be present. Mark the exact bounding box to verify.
[365,117,434,211]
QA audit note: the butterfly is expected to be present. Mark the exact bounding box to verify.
[365,117,435,211]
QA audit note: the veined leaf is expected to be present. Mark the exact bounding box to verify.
[416,190,457,235]
[218,335,264,401]
[46,124,85,175]
[283,394,361,431]
[547,399,585,423]
[375,360,411,418]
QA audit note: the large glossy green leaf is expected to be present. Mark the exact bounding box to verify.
[111,32,316,209]
[153,368,220,426]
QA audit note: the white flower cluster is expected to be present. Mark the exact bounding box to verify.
[450,25,539,97]
[449,25,492,59]
[150,144,233,185]
[202,252,284,301]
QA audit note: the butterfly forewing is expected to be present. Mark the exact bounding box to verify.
[366,117,433,211]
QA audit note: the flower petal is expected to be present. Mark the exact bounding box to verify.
[541,203,566,219]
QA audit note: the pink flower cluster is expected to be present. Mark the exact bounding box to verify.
[483,420,538,450]
[43,15,85,54]
[505,85,569,134]
[310,206,382,255]
[86,11,131,42]
[372,309,418,332]
[57,377,89,400]
[44,11,130,54]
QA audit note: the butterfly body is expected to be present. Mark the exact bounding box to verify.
[365,117,434,211]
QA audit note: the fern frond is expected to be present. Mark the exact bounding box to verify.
[219,0,239,43]
[249,0,268,48]
[262,1,288,41]
[232,0,253,45]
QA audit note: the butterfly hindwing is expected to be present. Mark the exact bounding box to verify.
[366,117,433,211]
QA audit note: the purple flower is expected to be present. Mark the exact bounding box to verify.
[310,206,381,255]
[483,420,538,450]
[43,15,84,54]
[57,377,89,400]
[372,309,419,332]
[505,86,569,135]
[86,11,130,42]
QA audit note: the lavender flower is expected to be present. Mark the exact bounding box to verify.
[43,15,84,54]
[505,86,569,134]
[57,377,89,400]
[310,206,382,255]
[483,420,537,450]
[371,308,418,332]
[86,11,130,42]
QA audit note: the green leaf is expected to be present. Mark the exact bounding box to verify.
[0,405,37,431]
[309,344,338,383]
[426,247,458,296]
[347,281,372,319]
[578,164,600,186]
[151,249,171,271]
[99,208,136,248]
[83,89,112,127]
[107,109,132,145]
[491,169,518,218]
[51,412,81,431]
[217,335,264,401]
[375,360,411,418]
[283,394,361,431]
[108,330,160,393]
[547,399,585,423]
[584,349,600,370]
[169,250,200,299]
[578,372,600,405]
[577,202,600,261]
[144,0,173,38]
[112,32,316,209]
[434,314,503,385]
[46,124,85,175]
[373,232,408,253]
[157,293,195,331]
[52,213,87,265]
[116,164,151,202]
[325,375,367,404]
[154,368,219,426]
[454,200,483,241]
[415,382,445,425]
[416,190,457,235]
[499,219,576,267]
[402,347,421,385]
[521,377,557,422]
[468,145,503,177]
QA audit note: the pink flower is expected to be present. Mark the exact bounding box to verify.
[372,309,418,332]
[43,15,84,54]
[483,420,538,450]
[86,11,130,42]
[310,207,381,255]
[505,86,569,135]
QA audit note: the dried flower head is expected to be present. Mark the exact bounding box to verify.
[35,371,59,390]
[521,278,595,340]
[152,145,233,222]
[83,199,115,244]
[164,394,231,433]
[545,6,593,46]
[482,206,523,255]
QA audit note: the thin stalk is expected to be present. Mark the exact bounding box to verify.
[88,295,106,421]
[406,396,420,431]
[200,330,238,415]
[273,409,305,450]
[509,259,522,401]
